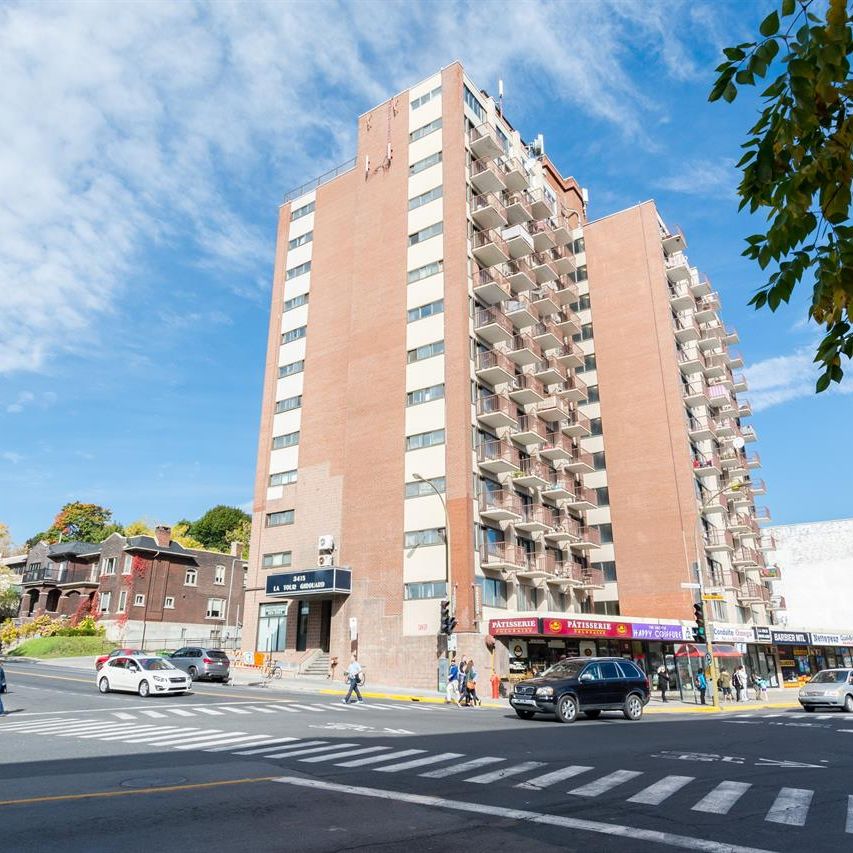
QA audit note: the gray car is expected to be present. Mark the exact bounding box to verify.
[168,647,231,683]
[798,668,853,712]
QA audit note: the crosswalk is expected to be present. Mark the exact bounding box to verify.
[726,710,853,734]
[2,715,850,835]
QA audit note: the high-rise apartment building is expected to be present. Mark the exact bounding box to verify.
[243,62,775,688]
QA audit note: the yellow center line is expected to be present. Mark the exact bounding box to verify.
[0,776,277,807]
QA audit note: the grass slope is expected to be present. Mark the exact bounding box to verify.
[8,635,114,658]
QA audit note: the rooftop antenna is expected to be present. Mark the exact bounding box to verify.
[498,78,504,117]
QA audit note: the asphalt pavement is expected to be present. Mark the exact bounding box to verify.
[1,660,850,852]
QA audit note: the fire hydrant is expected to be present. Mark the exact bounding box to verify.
[490,672,501,699]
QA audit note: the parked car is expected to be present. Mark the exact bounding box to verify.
[96,654,191,697]
[95,648,145,671]
[799,668,853,712]
[510,656,650,723]
[168,647,231,683]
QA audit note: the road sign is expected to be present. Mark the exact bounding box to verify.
[447,633,458,652]
[705,653,712,666]
[680,582,701,589]
[702,593,725,601]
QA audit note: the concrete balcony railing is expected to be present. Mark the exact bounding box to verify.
[476,439,521,474]
[705,529,735,552]
[476,393,518,430]
[478,489,524,522]
[479,541,530,570]
[468,122,506,160]
[473,266,513,305]
[474,306,514,345]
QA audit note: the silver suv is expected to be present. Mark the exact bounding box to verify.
[799,668,853,712]
[169,647,231,683]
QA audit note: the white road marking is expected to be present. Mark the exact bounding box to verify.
[0,718,89,732]
[203,735,282,752]
[765,787,814,826]
[218,706,252,715]
[56,723,130,737]
[465,761,547,784]
[234,739,322,756]
[300,746,392,764]
[336,749,425,768]
[129,728,223,745]
[117,727,193,742]
[375,752,463,774]
[193,707,225,716]
[569,770,643,798]
[420,757,504,779]
[77,725,147,739]
[272,776,780,853]
[846,795,853,834]
[166,708,196,717]
[266,705,299,713]
[815,714,835,720]
[94,726,170,741]
[628,775,695,805]
[242,706,276,714]
[265,743,358,759]
[290,704,326,712]
[516,765,592,791]
[172,733,257,750]
[113,712,136,720]
[140,710,168,719]
[692,781,752,814]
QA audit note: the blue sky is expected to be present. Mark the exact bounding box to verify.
[1,0,849,545]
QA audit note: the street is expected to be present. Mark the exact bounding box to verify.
[1,663,851,852]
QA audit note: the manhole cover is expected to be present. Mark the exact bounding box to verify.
[120,776,188,789]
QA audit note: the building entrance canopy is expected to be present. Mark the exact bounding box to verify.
[265,567,352,598]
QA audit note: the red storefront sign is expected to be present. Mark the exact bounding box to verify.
[542,617,632,639]
[489,618,540,636]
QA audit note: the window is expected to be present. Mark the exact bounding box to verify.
[184,568,198,586]
[406,428,445,451]
[587,384,600,403]
[291,200,315,221]
[405,476,446,498]
[99,591,112,613]
[288,231,312,249]
[101,557,116,576]
[117,590,127,613]
[409,117,442,142]
[595,486,610,506]
[479,576,507,608]
[549,588,566,611]
[590,417,603,436]
[404,528,445,548]
[210,565,225,585]
[410,85,441,110]
[404,580,448,600]
[258,602,288,652]
[517,584,540,612]
[272,431,300,449]
[496,124,509,153]
[409,151,442,176]
[285,260,311,280]
[281,326,307,344]
[409,185,442,211]
[579,323,594,340]
[575,265,588,282]
[408,299,444,323]
[275,395,302,413]
[595,524,613,544]
[269,469,298,487]
[279,360,304,378]
[262,551,292,569]
[593,600,621,616]
[593,451,606,470]
[406,383,445,406]
[407,259,443,284]
[407,340,444,363]
[578,293,591,310]
[133,593,145,607]
[408,221,443,246]
[164,596,175,609]
[206,598,226,619]
[267,510,295,527]
[284,293,309,312]
[582,353,597,372]
[463,85,485,121]
[122,555,132,575]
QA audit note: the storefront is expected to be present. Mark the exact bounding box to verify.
[809,632,853,670]
[771,630,813,686]
[674,643,745,700]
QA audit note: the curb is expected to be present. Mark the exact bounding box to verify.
[318,688,504,709]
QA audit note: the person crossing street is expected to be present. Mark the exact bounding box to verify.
[342,652,365,704]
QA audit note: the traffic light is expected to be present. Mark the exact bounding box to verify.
[692,602,706,643]
[440,599,456,635]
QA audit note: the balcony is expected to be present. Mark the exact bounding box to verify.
[694,293,721,323]
[553,341,584,369]
[540,431,574,463]
[473,267,512,305]
[480,541,529,571]
[703,352,729,380]
[728,513,757,535]
[754,506,772,524]
[502,155,529,192]
[683,378,711,408]
[532,356,566,386]
[665,253,692,284]
[750,479,767,496]
[528,187,555,219]
[541,470,574,500]
[476,394,518,429]
[544,513,582,545]
[668,282,694,311]
[742,425,757,443]
[570,525,601,550]
[678,346,706,375]
[552,215,574,247]
[563,446,595,475]
[511,414,548,447]
[746,452,761,470]
[733,547,760,567]
[501,222,535,258]
[468,122,505,160]
[475,350,515,385]
[759,532,777,551]
[504,190,534,224]
[733,373,748,393]
[470,158,508,194]
[737,580,766,605]
[528,219,556,251]
[726,349,745,370]
[705,529,734,552]
[531,320,563,352]
[57,565,100,587]
[661,225,686,255]
[529,251,559,283]
[738,400,752,418]
[577,566,606,589]
[476,439,520,475]
[506,333,543,366]
[564,483,597,511]
[687,416,716,441]
[553,277,580,306]
[479,489,524,522]
[536,395,571,423]
[508,372,546,406]
[515,505,553,534]
[692,451,721,478]
[561,409,592,438]
[719,448,747,474]
[474,306,514,345]
[471,193,508,230]
[512,457,550,489]
[701,491,728,516]
[689,273,712,298]
[769,594,786,611]
[504,257,537,292]
[528,284,561,317]
[550,244,576,276]
[472,228,510,267]
[557,374,588,404]
[555,308,582,337]
[674,312,700,343]
[21,567,62,585]
[706,382,733,408]
[504,295,538,330]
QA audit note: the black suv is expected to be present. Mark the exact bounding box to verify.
[510,657,650,723]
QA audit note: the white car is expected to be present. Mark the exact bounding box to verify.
[96,654,192,698]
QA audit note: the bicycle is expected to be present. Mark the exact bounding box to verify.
[261,656,282,683]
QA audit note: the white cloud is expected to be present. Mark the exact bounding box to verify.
[5,390,56,414]
[659,158,738,196]
[0,0,713,377]
[1,451,24,464]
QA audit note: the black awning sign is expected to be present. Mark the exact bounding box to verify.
[265,567,352,597]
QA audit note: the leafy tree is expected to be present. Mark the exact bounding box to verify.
[25,530,52,549]
[710,0,852,391]
[189,505,249,552]
[49,502,123,543]
[0,567,21,620]
[225,518,252,559]
[171,521,205,550]
[124,519,154,537]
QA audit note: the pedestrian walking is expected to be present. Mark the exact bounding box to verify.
[694,669,707,705]
[464,660,480,707]
[758,675,769,701]
[751,672,765,701]
[732,665,746,702]
[0,663,5,716]
[446,655,461,705]
[458,657,470,705]
[656,665,669,702]
[341,652,365,704]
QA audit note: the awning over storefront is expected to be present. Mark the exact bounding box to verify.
[265,567,351,598]
[675,643,742,658]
